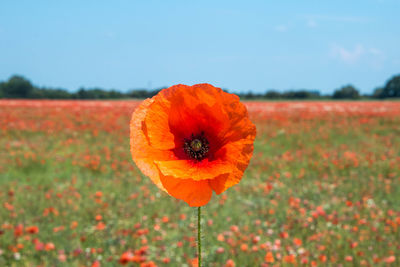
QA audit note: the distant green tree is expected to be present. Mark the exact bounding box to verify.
[1,75,34,98]
[108,90,125,99]
[128,89,148,99]
[128,88,164,99]
[0,82,4,98]
[32,88,72,99]
[149,88,164,97]
[265,90,281,99]
[278,90,318,99]
[381,74,400,98]
[244,91,256,99]
[372,87,384,99]
[75,88,90,99]
[333,85,360,99]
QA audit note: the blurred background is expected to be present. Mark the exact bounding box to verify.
[1,0,400,99]
[1,1,400,266]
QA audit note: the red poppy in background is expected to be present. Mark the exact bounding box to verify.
[25,225,39,234]
[130,84,256,206]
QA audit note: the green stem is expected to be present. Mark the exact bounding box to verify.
[197,206,202,267]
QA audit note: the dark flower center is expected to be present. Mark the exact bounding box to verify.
[183,132,209,161]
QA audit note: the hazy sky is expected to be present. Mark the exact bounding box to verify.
[1,0,399,94]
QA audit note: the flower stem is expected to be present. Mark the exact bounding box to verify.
[197,206,202,267]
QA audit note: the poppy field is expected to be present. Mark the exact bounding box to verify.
[1,100,400,266]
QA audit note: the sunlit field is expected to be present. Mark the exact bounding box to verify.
[1,100,400,266]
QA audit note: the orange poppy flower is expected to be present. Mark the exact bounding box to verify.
[130,84,256,206]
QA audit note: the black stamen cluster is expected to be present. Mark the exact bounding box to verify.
[183,132,209,161]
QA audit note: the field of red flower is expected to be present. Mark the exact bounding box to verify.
[1,100,399,266]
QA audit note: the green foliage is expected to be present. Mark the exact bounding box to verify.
[1,75,34,98]
[381,74,400,98]
[1,73,400,100]
[282,90,320,99]
[31,88,73,99]
[238,90,321,100]
[128,88,164,99]
[372,87,384,99]
[333,85,360,99]
[72,88,133,99]
[0,82,3,98]
[264,90,281,99]
[0,75,164,99]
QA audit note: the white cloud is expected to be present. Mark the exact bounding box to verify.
[104,31,116,39]
[306,19,317,28]
[330,44,385,68]
[305,14,367,23]
[301,14,367,29]
[331,44,365,64]
[368,47,383,55]
[274,24,288,32]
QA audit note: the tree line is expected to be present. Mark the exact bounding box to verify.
[0,74,399,100]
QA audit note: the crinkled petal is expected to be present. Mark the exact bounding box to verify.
[130,99,176,191]
[209,136,256,194]
[159,175,213,207]
[143,94,176,150]
[168,102,228,150]
[155,158,231,181]
[130,83,257,206]
[208,174,230,195]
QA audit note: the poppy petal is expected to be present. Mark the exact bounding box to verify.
[130,83,256,206]
[168,103,229,154]
[155,158,231,180]
[130,99,176,191]
[144,94,176,150]
[208,174,230,195]
[209,140,255,194]
[159,175,212,207]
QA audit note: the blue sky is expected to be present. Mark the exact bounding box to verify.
[1,0,399,94]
